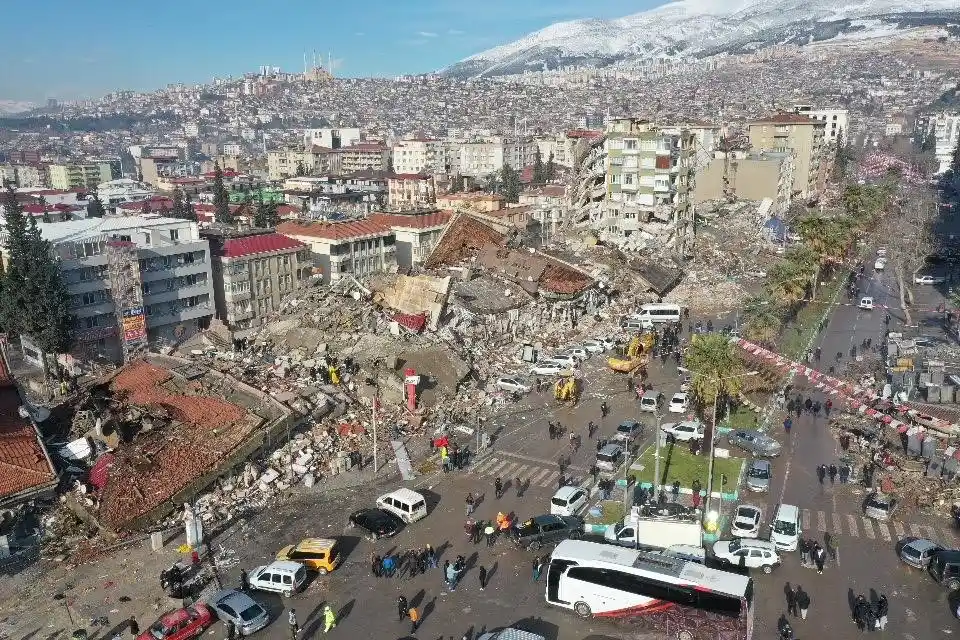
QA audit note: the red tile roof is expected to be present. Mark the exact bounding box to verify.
[221,233,306,258]
[334,143,388,152]
[393,312,427,333]
[566,129,603,139]
[0,352,56,501]
[391,173,432,181]
[117,196,175,212]
[277,219,391,241]
[369,211,452,230]
[751,112,820,125]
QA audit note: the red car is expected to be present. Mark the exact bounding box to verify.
[137,604,213,640]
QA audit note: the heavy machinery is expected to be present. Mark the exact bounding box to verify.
[554,376,580,403]
[607,332,654,373]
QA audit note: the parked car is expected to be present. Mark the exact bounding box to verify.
[138,605,213,640]
[727,430,782,457]
[512,514,583,551]
[561,346,590,361]
[864,492,898,521]
[898,537,941,569]
[745,459,772,492]
[275,537,342,574]
[661,420,705,442]
[712,538,781,573]
[550,486,589,517]
[348,508,403,540]
[548,354,578,368]
[914,274,945,285]
[206,590,270,636]
[634,502,696,521]
[639,391,665,412]
[929,549,960,590]
[730,505,762,539]
[668,392,689,414]
[874,258,887,271]
[496,377,532,394]
[246,561,307,597]
[592,336,618,350]
[859,296,874,310]
[529,362,563,376]
[612,419,644,444]
[582,339,607,354]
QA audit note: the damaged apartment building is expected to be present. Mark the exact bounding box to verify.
[571,118,695,255]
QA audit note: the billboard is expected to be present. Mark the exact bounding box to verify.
[121,307,147,343]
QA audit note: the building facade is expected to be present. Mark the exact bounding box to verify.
[369,211,451,269]
[276,220,396,284]
[48,163,112,190]
[329,144,390,174]
[692,151,795,216]
[794,105,849,146]
[267,147,333,181]
[748,113,827,199]
[303,127,361,150]
[0,216,216,363]
[387,174,437,209]
[920,112,960,175]
[392,139,444,175]
[201,229,309,340]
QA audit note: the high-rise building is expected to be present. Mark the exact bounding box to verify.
[48,162,113,190]
[918,112,960,175]
[748,113,827,199]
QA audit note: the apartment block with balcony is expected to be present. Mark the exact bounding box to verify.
[369,210,451,268]
[392,139,444,175]
[748,113,827,199]
[276,219,396,284]
[47,162,112,190]
[267,147,333,181]
[10,215,215,363]
[794,105,849,146]
[387,174,437,209]
[600,118,694,242]
[692,151,795,216]
[329,143,390,174]
[201,228,309,340]
[918,112,960,175]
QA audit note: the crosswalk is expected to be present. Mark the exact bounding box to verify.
[467,453,587,489]
[801,508,956,544]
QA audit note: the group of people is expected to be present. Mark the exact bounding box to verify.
[797,538,829,574]
[371,545,438,579]
[816,462,853,485]
[852,593,890,632]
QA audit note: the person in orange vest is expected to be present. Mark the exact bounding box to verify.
[408,606,421,633]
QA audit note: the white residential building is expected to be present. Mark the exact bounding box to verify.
[303,127,361,150]
[392,139,444,174]
[794,105,849,145]
[921,113,960,174]
[276,219,396,284]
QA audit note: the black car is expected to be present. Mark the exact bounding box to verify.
[512,514,583,551]
[349,508,403,540]
[635,502,696,521]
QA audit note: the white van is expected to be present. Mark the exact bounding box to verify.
[248,560,307,596]
[376,488,428,523]
[769,503,801,551]
[634,303,682,326]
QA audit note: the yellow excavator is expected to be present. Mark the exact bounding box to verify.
[554,376,580,403]
[608,332,654,373]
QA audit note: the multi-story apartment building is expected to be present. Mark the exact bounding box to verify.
[600,118,695,242]
[919,112,960,175]
[662,122,722,173]
[794,105,849,146]
[47,163,112,190]
[692,151,795,216]
[276,219,396,284]
[0,164,17,186]
[519,185,567,241]
[0,215,215,363]
[14,164,46,188]
[748,113,827,199]
[329,143,390,174]
[455,136,536,177]
[266,147,333,181]
[369,210,451,269]
[201,228,309,340]
[387,174,437,209]
[303,127,361,150]
[392,139,444,175]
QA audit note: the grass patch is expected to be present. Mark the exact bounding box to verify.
[628,443,743,492]
[584,500,626,525]
[723,405,759,431]
[778,276,843,360]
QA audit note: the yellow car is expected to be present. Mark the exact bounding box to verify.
[276,538,341,575]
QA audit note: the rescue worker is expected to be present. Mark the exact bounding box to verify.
[322,605,336,633]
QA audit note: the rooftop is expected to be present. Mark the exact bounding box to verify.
[750,112,823,125]
[369,210,452,230]
[277,219,391,241]
[220,233,306,259]
[33,214,190,244]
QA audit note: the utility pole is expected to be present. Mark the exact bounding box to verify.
[652,411,663,498]
[705,390,720,515]
[372,390,379,475]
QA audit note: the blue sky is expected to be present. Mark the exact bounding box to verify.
[0,0,665,102]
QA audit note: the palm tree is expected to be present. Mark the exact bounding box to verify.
[741,295,783,347]
[683,333,747,423]
[766,260,808,307]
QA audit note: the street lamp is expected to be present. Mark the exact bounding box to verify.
[651,411,664,499]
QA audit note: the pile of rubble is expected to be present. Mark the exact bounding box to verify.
[665,269,751,312]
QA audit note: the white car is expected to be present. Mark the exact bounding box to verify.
[548,354,578,368]
[529,362,563,376]
[712,538,780,574]
[582,340,607,354]
[661,420,705,441]
[592,336,617,350]
[876,247,887,258]
[561,346,590,361]
[730,505,762,539]
[668,392,689,414]
[874,258,887,271]
[914,274,945,285]
[550,486,589,517]
[859,296,874,310]
[496,377,531,394]
[247,561,307,596]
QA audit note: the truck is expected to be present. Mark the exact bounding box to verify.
[603,510,703,551]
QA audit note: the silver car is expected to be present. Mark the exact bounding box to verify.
[727,429,781,457]
[864,492,898,521]
[899,538,941,569]
[745,459,772,492]
[207,589,270,635]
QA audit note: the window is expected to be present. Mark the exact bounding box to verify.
[170,229,179,242]
[624,139,638,150]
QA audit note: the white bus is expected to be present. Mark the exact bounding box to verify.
[546,540,754,640]
[634,303,683,326]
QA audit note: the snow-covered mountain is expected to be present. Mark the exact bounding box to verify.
[442,0,960,78]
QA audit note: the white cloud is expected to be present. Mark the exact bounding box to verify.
[447,29,465,35]
[354,31,365,36]
[417,30,439,37]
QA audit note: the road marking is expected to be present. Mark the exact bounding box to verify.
[486,460,510,476]
[473,458,500,474]
[513,464,531,480]
[861,518,876,539]
[817,511,827,533]
[909,523,924,537]
[893,521,905,538]
[501,462,521,478]
[802,509,811,530]
[532,468,552,485]
[833,512,843,535]
[847,514,859,537]
[878,522,891,542]
[493,449,588,472]
[541,471,560,487]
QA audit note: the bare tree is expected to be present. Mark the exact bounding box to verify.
[880,182,937,326]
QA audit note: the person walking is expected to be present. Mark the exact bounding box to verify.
[478,565,488,591]
[397,595,408,621]
[786,585,798,617]
[816,464,826,485]
[864,600,877,632]
[239,569,248,592]
[426,544,437,568]
[796,586,810,620]
[532,556,543,582]
[825,399,832,416]
[446,560,459,590]
[128,617,140,638]
[288,609,299,640]
[877,594,888,630]
[494,477,503,499]
[671,480,680,503]
[600,401,609,418]
[691,479,702,510]
[465,493,475,516]
[813,544,826,575]
[853,595,867,631]
[322,605,336,633]
[225,621,236,640]
[408,606,421,634]
[828,464,838,485]
[515,476,523,497]
[783,416,793,434]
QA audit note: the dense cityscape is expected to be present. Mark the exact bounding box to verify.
[2,3,960,640]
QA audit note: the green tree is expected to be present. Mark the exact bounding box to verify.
[832,130,849,180]
[295,160,307,177]
[500,163,521,203]
[140,199,151,215]
[0,185,30,338]
[741,296,783,347]
[387,156,395,174]
[23,216,71,353]
[86,193,107,218]
[484,172,499,194]
[254,197,280,228]
[532,148,546,184]
[683,333,747,424]
[171,188,187,219]
[212,162,233,224]
[546,151,556,181]
[40,195,51,223]
[184,191,198,222]
[765,259,809,307]
[449,173,465,193]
